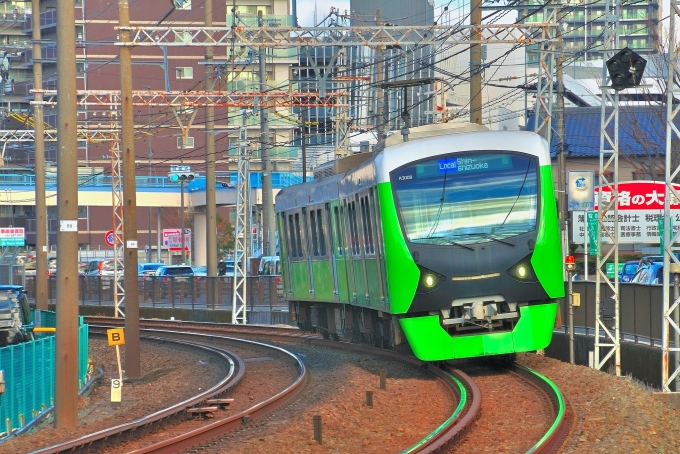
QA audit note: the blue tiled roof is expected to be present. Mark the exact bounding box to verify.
[527,106,674,158]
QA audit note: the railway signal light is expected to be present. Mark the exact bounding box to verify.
[606,47,646,91]
[168,165,196,183]
[565,255,576,272]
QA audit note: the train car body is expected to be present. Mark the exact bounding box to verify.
[275,123,564,361]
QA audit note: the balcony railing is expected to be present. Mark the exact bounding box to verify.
[23,10,57,33]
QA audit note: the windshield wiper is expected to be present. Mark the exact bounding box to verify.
[484,235,516,247]
[420,235,475,251]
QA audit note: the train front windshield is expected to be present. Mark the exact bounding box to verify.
[391,152,538,245]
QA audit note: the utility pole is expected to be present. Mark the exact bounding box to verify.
[181,179,186,264]
[375,9,386,140]
[32,0,47,311]
[556,1,567,260]
[301,108,307,183]
[147,104,153,263]
[470,0,483,125]
[118,0,140,378]
[205,0,217,305]
[54,0,79,429]
[258,10,275,257]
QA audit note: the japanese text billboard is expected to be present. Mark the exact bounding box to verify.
[571,181,680,244]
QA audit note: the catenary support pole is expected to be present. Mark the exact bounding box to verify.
[54,0,79,429]
[259,10,275,257]
[469,0,482,125]
[119,0,140,378]
[301,108,307,183]
[205,0,218,306]
[32,0,47,311]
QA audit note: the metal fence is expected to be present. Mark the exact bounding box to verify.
[557,281,666,346]
[0,265,24,287]
[0,311,89,435]
[23,275,287,315]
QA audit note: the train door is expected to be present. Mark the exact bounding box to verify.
[302,207,314,298]
[358,192,377,308]
[279,212,293,297]
[325,203,339,299]
[290,210,310,300]
[349,194,369,306]
[369,187,387,309]
[334,202,350,302]
[309,206,334,300]
[343,198,358,303]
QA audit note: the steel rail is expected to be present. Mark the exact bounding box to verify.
[85,317,478,452]
[510,363,572,454]
[31,334,244,454]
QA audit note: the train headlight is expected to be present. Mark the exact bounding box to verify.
[507,255,539,282]
[416,265,446,294]
[424,274,436,287]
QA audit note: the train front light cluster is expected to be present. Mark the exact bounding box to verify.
[416,265,446,294]
[507,255,539,282]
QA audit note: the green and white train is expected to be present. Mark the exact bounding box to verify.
[275,123,564,361]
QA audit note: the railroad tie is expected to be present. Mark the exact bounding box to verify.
[186,406,219,419]
[206,398,235,410]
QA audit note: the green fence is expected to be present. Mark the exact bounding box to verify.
[0,311,88,436]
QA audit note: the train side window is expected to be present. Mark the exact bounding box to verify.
[280,213,288,256]
[349,200,360,256]
[368,188,380,255]
[294,213,303,258]
[334,206,343,256]
[317,208,327,256]
[361,195,375,255]
[288,214,297,258]
[310,209,319,256]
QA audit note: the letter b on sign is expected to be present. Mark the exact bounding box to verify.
[107,328,125,346]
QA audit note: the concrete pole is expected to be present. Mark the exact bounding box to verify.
[54,0,79,429]
[301,108,307,182]
[556,1,568,260]
[205,0,217,306]
[181,181,186,264]
[259,10,275,257]
[375,9,385,140]
[118,0,140,378]
[32,0,47,310]
[469,0,482,125]
[568,269,574,364]
[157,207,162,262]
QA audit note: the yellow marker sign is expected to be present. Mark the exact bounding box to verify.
[107,328,125,346]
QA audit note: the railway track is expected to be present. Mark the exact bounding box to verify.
[31,330,306,454]
[31,317,570,452]
[79,317,481,453]
[448,359,573,453]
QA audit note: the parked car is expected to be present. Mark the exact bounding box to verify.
[191,266,207,277]
[638,256,664,272]
[84,258,118,276]
[619,260,641,283]
[154,265,199,298]
[0,285,33,346]
[258,256,280,276]
[631,263,664,285]
[139,262,165,277]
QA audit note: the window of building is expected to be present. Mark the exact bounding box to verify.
[175,67,193,79]
[174,0,191,10]
[235,5,273,15]
[78,206,88,219]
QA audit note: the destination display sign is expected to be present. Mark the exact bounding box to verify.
[436,154,513,174]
